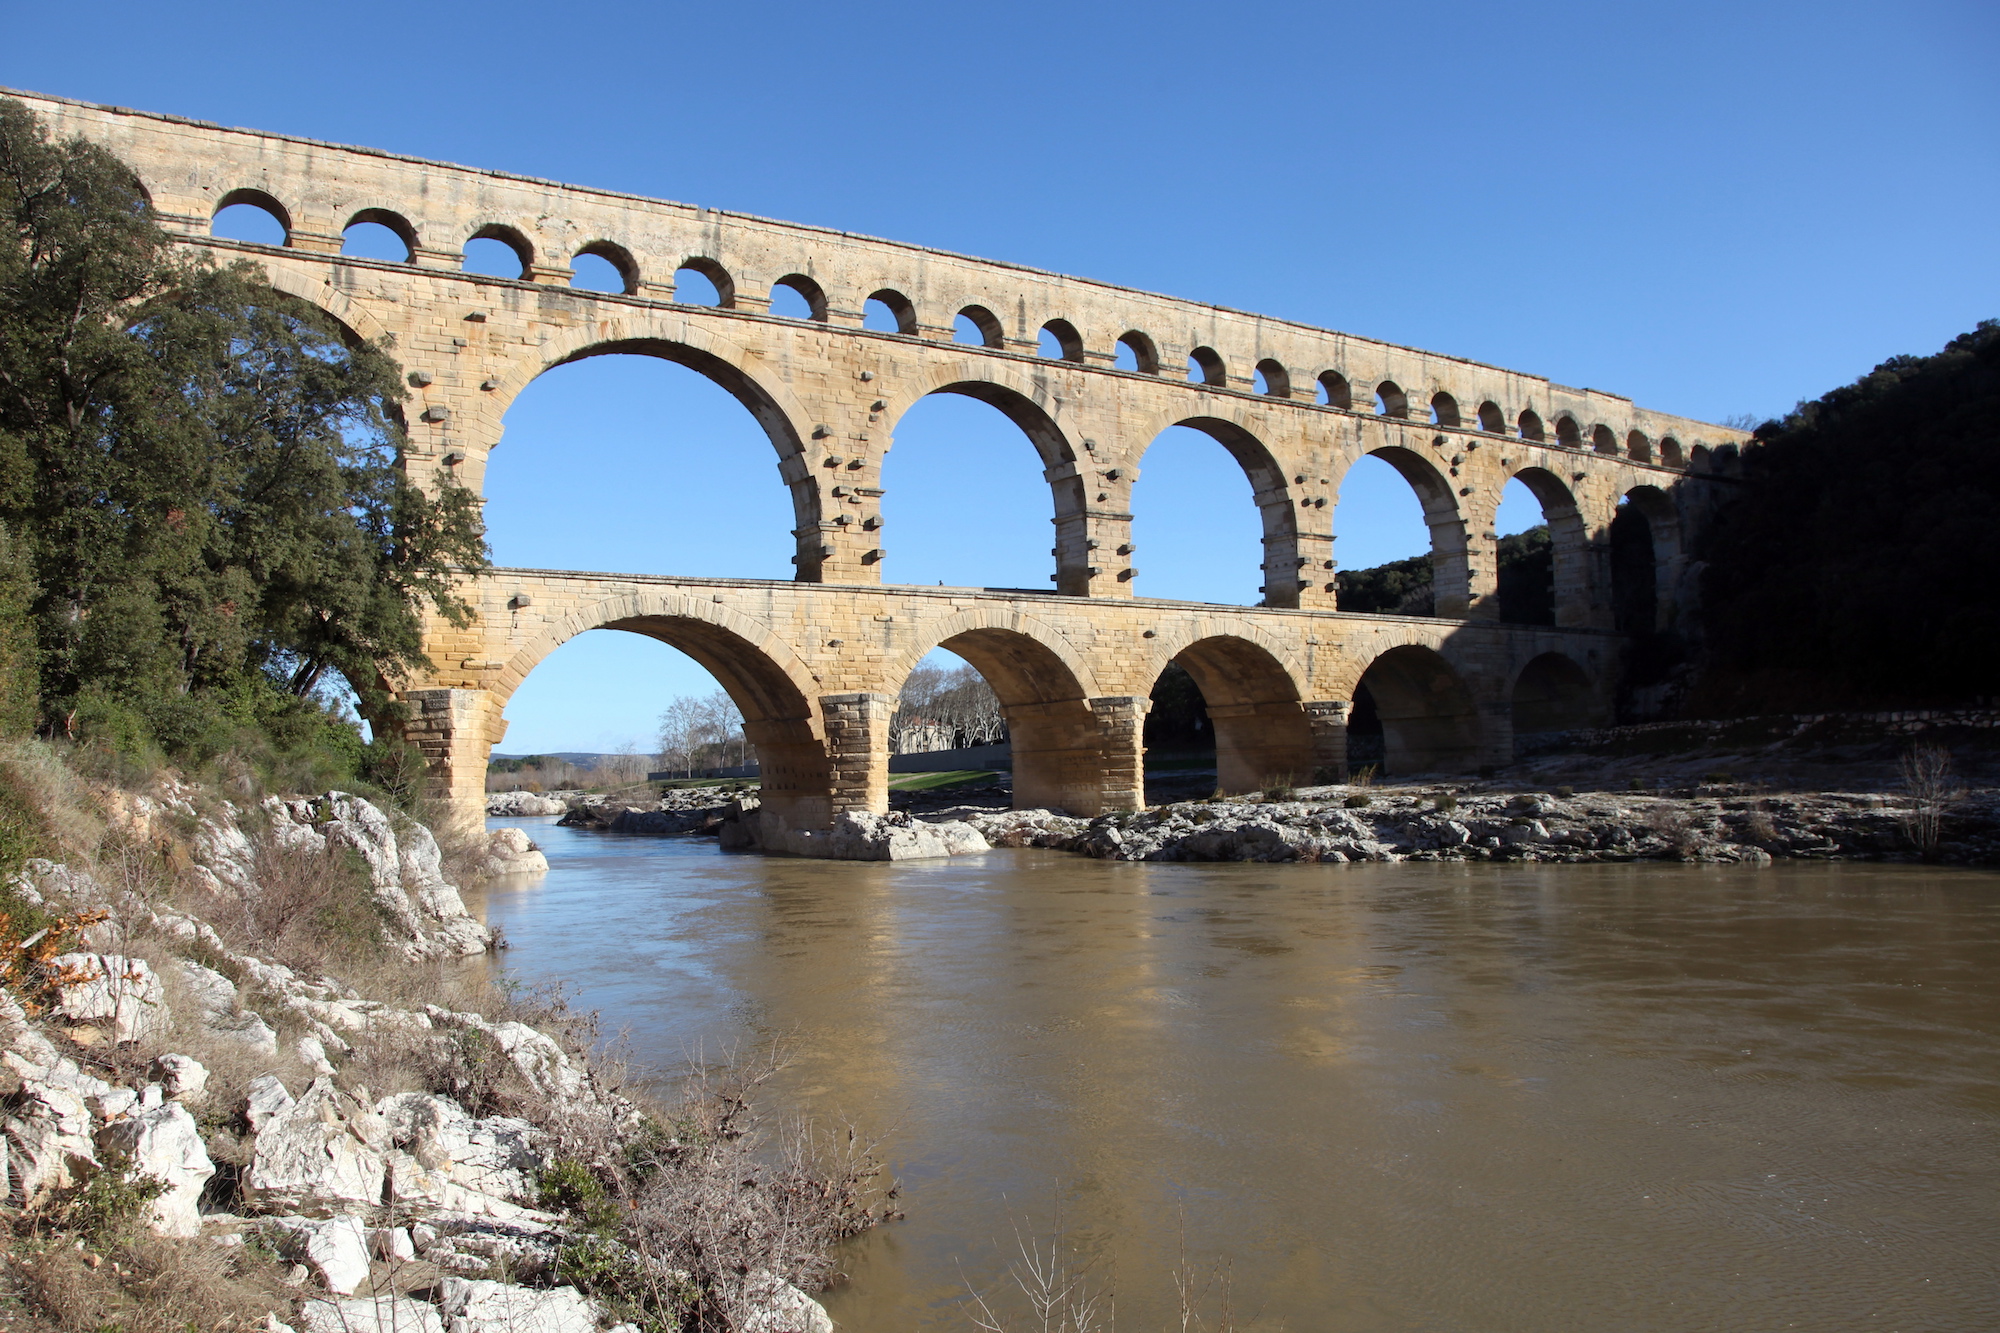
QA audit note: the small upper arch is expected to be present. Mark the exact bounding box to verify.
[1591,424,1619,455]
[1254,359,1291,398]
[1518,409,1546,442]
[1430,391,1461,427]
[572,240,639,294]
[211,188,291,245]
[1039,318,1085,363]
[1188,346,1228,387]
[1659,436,1685,468]
[1554,414,1582,448]
[465,224,535,279]
[1317,371,1353,409]
[1626,429,1653,463]
[675,257,735,307]
[1115,330,1159,374]
[340,207,416,261]
[1476,400,1505,433]
[957,305,1005,348]
[769,273,829,321]
[1375,381,1409,418]
[864,288,919,334]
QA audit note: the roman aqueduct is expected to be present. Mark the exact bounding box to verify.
[16,89,1749,835]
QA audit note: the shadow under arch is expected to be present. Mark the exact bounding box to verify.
[1618,483,1682,631]
[1340,446,1469,616]
[1350,644,1481,775]
[497,593,831,828]
[1159,632,1314,793]
[1505,466,1594,628]
[1147,416,1306,608]
[1511,651,1601,743]
[890,614,1106,812]
[533,336,826,576]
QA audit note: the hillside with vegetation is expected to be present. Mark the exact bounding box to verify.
[1692,321,2000,712]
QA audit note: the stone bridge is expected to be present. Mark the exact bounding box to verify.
[14,88,1748,833]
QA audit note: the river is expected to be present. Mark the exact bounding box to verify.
[471,817,2000,1332]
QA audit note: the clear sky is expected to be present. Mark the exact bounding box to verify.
[6,0,1993,753]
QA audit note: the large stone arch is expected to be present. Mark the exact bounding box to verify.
[1136,415,1310,608]
[1334,445,1473,617]
[1141,624,1315,793]
[251,264,397,346]
[1511,650,1601,743]
[1346,643,1483,775]
[1504,465,1597,628]
[885,608,1107,812]
[496,592,832,828]
[1617,483,1684,632]
[483,318,827,576]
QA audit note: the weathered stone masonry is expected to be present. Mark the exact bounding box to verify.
[11,88,1747,836]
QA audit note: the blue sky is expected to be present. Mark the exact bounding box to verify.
[7,0,1993,753]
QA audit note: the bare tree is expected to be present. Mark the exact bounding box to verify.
[893,664,1005,754]
[658,690,755,777]
[1899,742,1960,860]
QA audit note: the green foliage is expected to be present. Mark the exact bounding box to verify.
[1343,793,1372,809]
[1431,793,1458,814]
[553,1234,693,1333]
[0,95,488,766]
[0,521,38,735]
[540,1158,624,1237]
[0,756,50,877]
[1335,527,1552,623]
[57,1151,168,1244]
[1696,321,2000,708]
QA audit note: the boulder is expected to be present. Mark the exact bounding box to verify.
[484,792,569,817]
[267,1214,372,1294]
[300,1296,445,1333]
[52,953,167,1043]
[96,1102,214,1237]
[724,805,990,861]
[478,827,549,876]
[439,1278,600,1333]
[3,1076,98,1204]
[243,1077,391,1212]
[734,1274,835,1333]
[149,1053,208,1102]
[376,1092,550,1220]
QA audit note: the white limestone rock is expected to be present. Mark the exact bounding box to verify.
[729,805,991,861]
[149,1053,209,1102]
[52,953,167,1043]
[735,1273,836,1333]
[96,1102,214,1237]
[478,827,549,877]
[439,1278,600,1333]
[243,1076,390,1212]
[179,960,281,1055]
[267,1214,373,1294]
[484,792,568,817]
[376,1092,545,1204]
[4,1076,98,1204]
[300,1295,445,1333]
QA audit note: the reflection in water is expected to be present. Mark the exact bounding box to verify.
[473,819,2000,1332]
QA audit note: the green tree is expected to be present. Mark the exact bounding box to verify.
[0,95,487,754]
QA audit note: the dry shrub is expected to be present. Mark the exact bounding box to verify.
[1645,805,1702,858]
[1743,809,1778,844]
[15,1233,290,1333]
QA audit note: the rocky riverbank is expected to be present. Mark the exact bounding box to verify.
[0,766,874,1332]
[531,779,2000,866]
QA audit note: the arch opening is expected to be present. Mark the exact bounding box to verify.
[674,259,733,307]
[1555,415,1582,449]
[895,631,1095,812]
[1188,346,1227,387]
[1430,391,1461,427]
[572,241,638,294]
[1504,467,1592,627]
[1333,449,1466,617]
[1254,359,1291,398]
[1476,401,1505,433]
[483,347,809,581]
[341,208,414,261]
[1490,476,1555,626]
[211,189,289,246]
[1115,331,1158,374]
[1511,652,1598,744]
[1375,381,1409,418]
[769,274,827,321]
[1518,409,1545,442]
[1038,319,1084,362]
[1155,637,1312,797]
[465,225,532,279]
[1317,371,1352,409]
[1130,420,1278,605]
[956,305,1004,348]
[880,385,1076,589]
[1660,436,1685,468]
[1592,424,1619,455]
[1349,645,1481,775]
[1610,499,1658,633]
[1626,429,1653,463]
[864,289,917,334]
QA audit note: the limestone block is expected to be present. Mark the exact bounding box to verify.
[95,1102,214,1237]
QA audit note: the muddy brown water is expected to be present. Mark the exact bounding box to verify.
[472,818,2000,1332]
